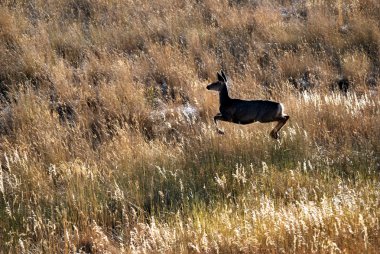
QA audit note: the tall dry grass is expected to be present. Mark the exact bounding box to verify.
[0,0,379,253]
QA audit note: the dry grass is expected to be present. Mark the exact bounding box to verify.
[0,0,379,253]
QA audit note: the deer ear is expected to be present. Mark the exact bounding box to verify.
[221,70,227,82]
[217,72,224,82]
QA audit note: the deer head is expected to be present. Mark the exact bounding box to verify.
[207,70,227,91]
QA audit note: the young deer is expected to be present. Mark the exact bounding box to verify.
[207,70,289,139]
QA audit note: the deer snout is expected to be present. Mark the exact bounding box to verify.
[207,82,223,91]
[207,83,218,90]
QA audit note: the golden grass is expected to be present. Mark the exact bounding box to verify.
[0,0,379,253]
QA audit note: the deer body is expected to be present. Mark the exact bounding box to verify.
[207,71,289,139]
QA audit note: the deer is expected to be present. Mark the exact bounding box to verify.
[206,70,289,139]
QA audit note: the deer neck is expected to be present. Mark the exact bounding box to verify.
[219,84,231,105]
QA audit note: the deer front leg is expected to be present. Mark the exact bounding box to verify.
[214,113,226,134]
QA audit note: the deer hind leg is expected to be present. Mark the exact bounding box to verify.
[214,113,227,134]
[270,115,289,139]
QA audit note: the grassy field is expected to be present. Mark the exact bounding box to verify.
[0,0,379,253]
